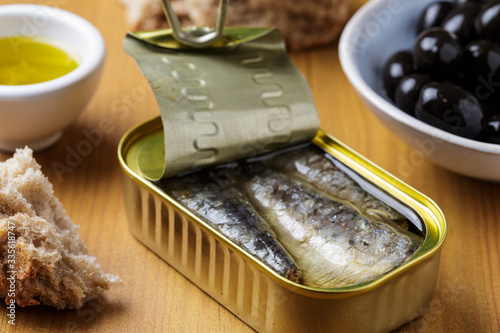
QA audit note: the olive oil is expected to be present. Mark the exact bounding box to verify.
[0,36,78,85]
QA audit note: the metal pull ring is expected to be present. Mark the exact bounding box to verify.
[161,0,228,48]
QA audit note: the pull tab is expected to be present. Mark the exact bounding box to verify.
[161,0,228,48]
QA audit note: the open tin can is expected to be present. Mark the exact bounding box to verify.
[118,116,446,333]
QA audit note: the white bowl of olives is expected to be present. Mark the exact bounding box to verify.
[339,0,500,181]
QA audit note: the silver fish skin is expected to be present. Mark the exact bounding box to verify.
[267,147,407,225]
[160,168,301,282]
[242,165,421,288]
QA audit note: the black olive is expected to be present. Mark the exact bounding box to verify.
[462,40,500,102]
[481,101,500,117]
[415,82,484,139]
[382,51,416,101]
[413,28,462,79]
[475,0,500,43]
[395,74,434,115]
[481,114,500,143]
[455,0,488,5]
[418,1,455,32]
[441,2,483,44]
[380,1,500,144]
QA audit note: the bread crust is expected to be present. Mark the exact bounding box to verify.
[0,148,119,309]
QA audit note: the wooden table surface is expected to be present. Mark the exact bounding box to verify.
[1,0,499,332]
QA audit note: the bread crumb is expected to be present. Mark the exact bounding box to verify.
[0,147,120,309]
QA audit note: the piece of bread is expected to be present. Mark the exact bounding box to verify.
[0,148,120,309]
[120,0,350,50]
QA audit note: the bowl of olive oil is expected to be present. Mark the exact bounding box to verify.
[0,37,79,86]
[0,4,105,152]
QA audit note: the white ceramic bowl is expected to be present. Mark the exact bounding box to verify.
[339,0,500,182]
[0,4,105,152]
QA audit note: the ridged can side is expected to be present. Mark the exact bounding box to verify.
[121,171,441,333]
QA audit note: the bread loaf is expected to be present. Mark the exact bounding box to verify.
[120,0,350,50]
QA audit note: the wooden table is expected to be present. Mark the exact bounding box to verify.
[1,0,499,332]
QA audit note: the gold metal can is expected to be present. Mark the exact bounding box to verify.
[118,116,447,333]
